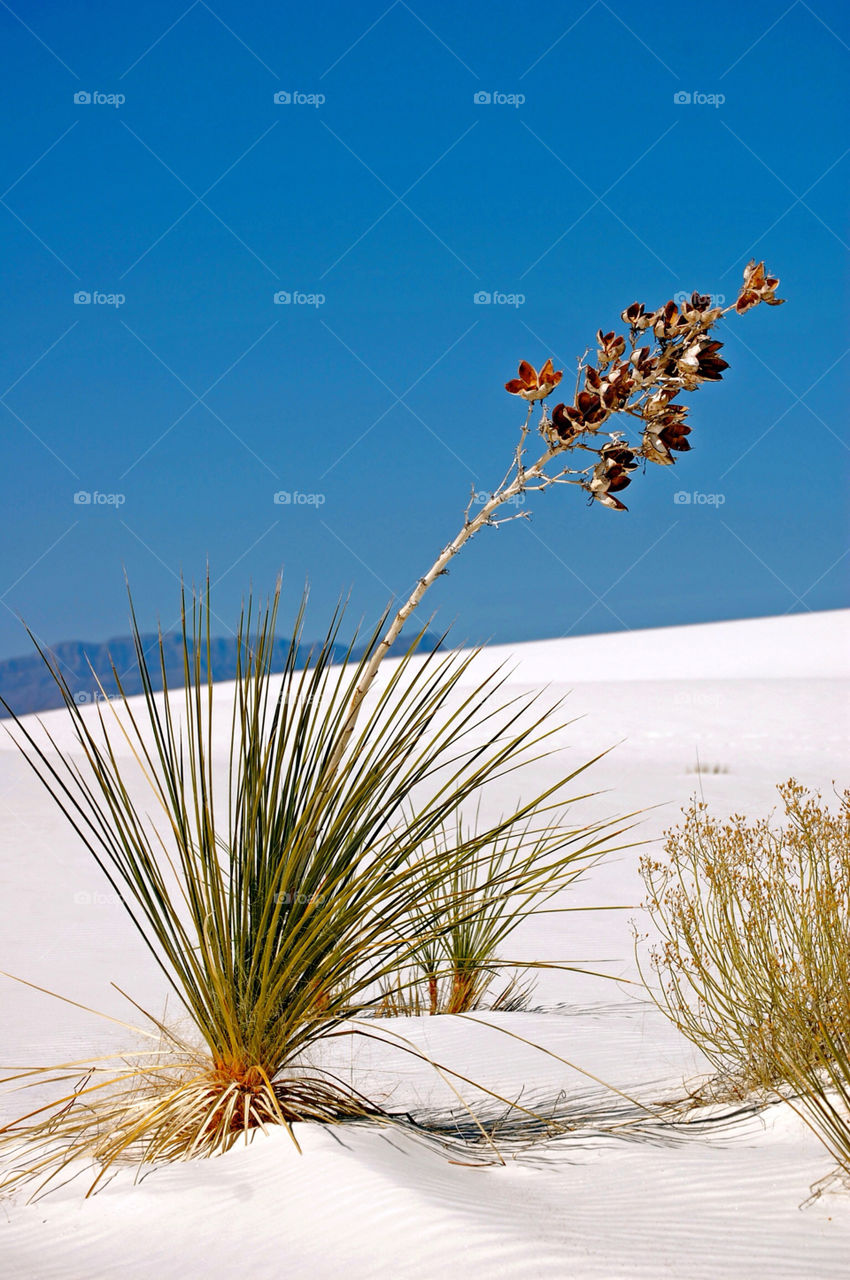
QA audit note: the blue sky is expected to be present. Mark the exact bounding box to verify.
[1,0,847,659]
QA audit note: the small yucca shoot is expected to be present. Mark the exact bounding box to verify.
[383,813,597,1015]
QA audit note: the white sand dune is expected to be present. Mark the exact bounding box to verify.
[1,609,849,1278]
[463,607,850,682]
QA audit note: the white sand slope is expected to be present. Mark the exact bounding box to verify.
[464,607,850,682]
[1,609,849,1279]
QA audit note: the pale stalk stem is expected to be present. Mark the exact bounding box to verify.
[315,437,558,801]
[313,298,745,811]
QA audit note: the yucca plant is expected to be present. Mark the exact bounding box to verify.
[0,579,626,1193]
[381,812,601,1014]
[639,781,850,1181]
[2,265,784,1192]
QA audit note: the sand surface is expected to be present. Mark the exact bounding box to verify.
[1,609,849,1278]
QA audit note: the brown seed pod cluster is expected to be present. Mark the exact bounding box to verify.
[504,261,784,510]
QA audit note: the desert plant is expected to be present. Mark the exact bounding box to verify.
[421,826,541,1015]
[0,580,624,1193]
[1,262,784,1190]
[639,780,850,1177]
[381,812,597,1014]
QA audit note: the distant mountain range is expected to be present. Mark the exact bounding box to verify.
[0,630,445,719]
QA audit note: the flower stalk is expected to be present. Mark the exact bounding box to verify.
[318,261,785,801]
